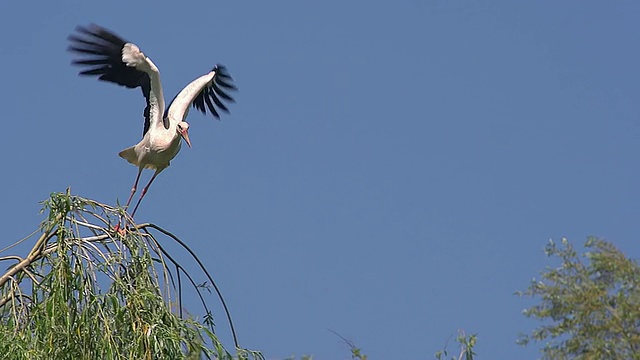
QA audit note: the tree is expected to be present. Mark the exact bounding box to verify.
[0,191,262,359]
[518,237,640,359]
[435,330,477,360]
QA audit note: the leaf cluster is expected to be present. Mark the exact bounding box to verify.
[0,191,262,360]
[517,237,640,359]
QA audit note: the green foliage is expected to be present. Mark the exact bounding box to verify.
[0,191,263,360]
[328,329,368,360]
[435,330,477,360]
[518,237,640,359]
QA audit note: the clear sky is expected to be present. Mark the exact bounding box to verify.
[1,1,639,359]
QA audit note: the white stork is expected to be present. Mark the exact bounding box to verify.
[67,24,236,220]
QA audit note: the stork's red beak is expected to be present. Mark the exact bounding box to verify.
[182,130,192,148]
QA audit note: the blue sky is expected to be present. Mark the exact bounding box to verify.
[1,1,639,359]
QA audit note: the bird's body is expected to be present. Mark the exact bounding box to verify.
[68,24,236,219]
[118,128,181,171]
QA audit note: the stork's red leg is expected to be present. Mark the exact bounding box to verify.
[114,167,144,234]
[125,167,144,210]
[130,170,161,219]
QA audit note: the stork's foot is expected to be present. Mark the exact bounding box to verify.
[113,223,126,236]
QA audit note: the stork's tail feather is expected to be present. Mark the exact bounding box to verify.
[118,146,138,166]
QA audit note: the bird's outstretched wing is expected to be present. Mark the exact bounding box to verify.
[67,24,164,136]
[166,65,237,123]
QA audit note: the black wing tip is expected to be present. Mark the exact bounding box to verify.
[72,23,110,34]
[68,24,127,48]
[69,24,104,41]
[212,65,237,105]
[71,24,90,34]
[212,64,238,92]
[67,24,149,91]
[190,65,237,119]
[213,64,233,77]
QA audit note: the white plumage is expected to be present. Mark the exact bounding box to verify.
[68,24,237,219]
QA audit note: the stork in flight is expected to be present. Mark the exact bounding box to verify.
[67,24,236,220]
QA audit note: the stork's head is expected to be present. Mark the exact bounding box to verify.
[176,121,191,148]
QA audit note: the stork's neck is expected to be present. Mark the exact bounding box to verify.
[162,114,180,132]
